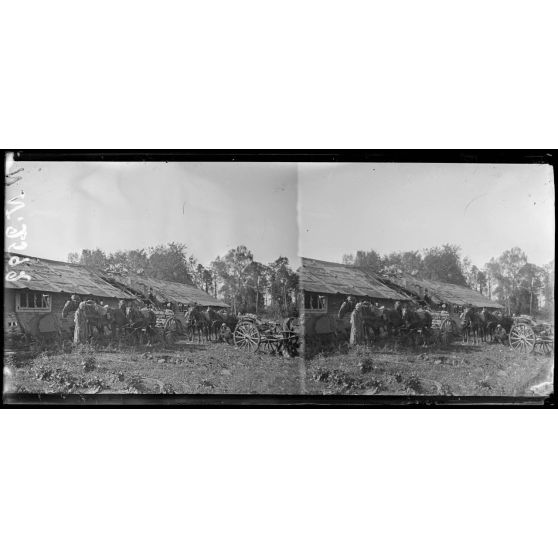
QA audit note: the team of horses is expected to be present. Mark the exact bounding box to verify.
[67,301,238,346]
[342,300,512,347]
[460,307,513,345]
[182,306,238,343]
[70,303,158,344]
[69,297,513,348]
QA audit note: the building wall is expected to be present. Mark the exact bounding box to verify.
[303,291,397,336]
[4,290,123,337]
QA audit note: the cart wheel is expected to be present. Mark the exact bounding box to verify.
[234,322,261,351]
[509,324,536,353]
[534,337,553,355]
[440,318,455,345]
[260,338,280,354]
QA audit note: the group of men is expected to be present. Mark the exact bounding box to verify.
[61,290,220,345]
[62,294,156,344]
[337,296,385,346]
[61,295,111,343]
[336,295,511,347]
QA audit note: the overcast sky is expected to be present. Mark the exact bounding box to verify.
[298,163,555,268]
[5,160,554,271]
[5,161,299,268]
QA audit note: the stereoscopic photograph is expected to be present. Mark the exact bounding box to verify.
[3,152,555,403]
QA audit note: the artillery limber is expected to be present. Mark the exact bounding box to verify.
[508,315,553,355]
[233,314,300,356]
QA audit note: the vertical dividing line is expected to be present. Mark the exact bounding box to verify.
[296,162,306,395]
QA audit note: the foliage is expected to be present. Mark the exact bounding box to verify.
[482,248,552,316]
[421,245,467,285]
[267,256,298,315]
[343,243,553,318]
[384,250,424,276]
[343,244,467,284]
[67,240,552,320]
[68,243,197,284]
[207,249,298,317]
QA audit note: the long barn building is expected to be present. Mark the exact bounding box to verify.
[4,253,228,340]
[299,257,504,338]
[4,254,134,339]
[300,258,411,337]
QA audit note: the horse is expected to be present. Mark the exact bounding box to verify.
[498,314,514,334]
[379,306,404,337]
[401,305,432,329]
[124,305,158,344]
[73,300,114,344]
[401,305,433,346]
[184,306,211,342]
[479,309,499,342]
[350,302,384,346]
[461,307,481,344]
[203,307,238,340]
[105,307,128,340]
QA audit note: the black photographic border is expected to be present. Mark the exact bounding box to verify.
[3,149,555,408]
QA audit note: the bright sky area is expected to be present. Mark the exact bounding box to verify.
[298,163,555,268]
[6,161,299,268]
[5,160,555,270]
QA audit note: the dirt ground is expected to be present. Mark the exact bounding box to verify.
[4,340,304,395]
[3,338,554,398]
[302,341,554,397]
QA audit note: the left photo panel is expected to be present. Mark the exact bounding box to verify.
[4,156,303,398]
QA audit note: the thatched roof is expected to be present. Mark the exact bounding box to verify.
[300,258,410,301]
[108,273,229,308]
[4,253,134,300]
[383,270,503,309]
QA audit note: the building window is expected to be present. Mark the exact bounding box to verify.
[304,292,327,313]
[16,291,52,313]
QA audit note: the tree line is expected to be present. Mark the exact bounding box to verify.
[342,244,554,318]
[69,242,553,319]
[68,243,299,318]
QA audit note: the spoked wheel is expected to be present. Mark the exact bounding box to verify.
[233,321,261,351]
[259,336,281,354]
[534,337,553,356]
[509,324,536,353]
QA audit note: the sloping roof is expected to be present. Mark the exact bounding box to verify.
[300,258,410,300]
[383,270,503,309]
[109,273,229,308]
[4,253,135,299]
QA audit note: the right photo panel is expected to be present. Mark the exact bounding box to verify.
[297,162,555,397]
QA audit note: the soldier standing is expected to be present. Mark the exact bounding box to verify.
[350,301,366,346]
[338,295,357,319]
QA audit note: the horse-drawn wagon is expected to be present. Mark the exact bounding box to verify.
[233,314,300,356]
[508,315,554,355]
[430,310,460,345]
[152,308,187,345]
